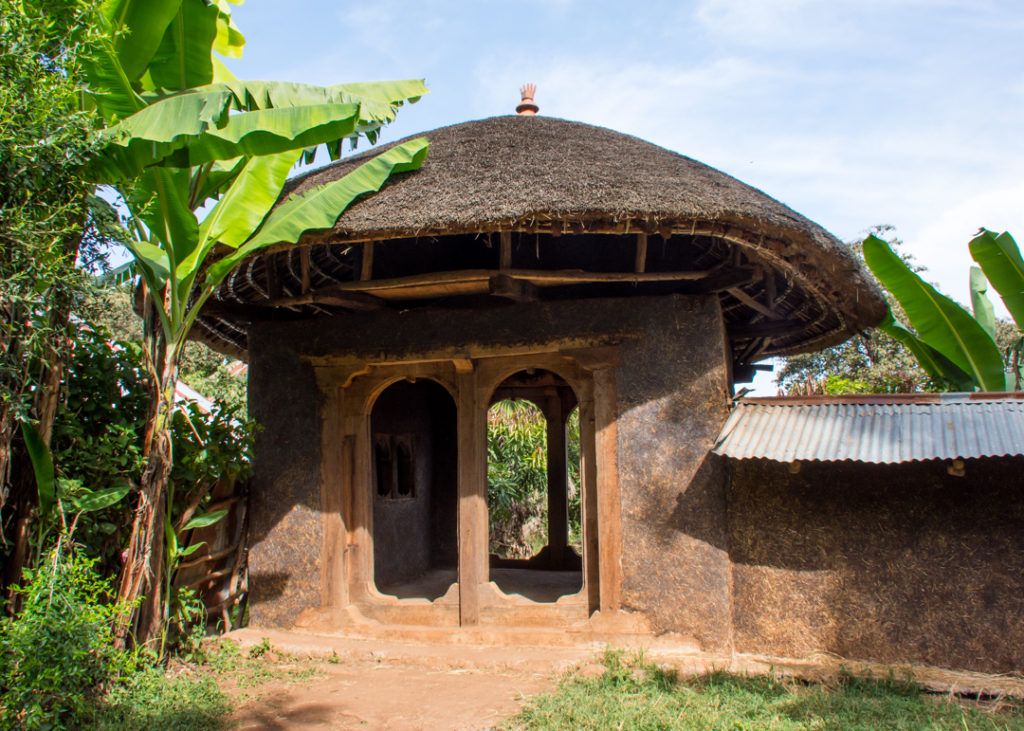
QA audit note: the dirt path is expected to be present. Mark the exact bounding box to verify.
[223,629,592,730]
[219,627,1024,729]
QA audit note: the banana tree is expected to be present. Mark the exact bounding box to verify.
[82,0,429,643]
[863,230,1023,392]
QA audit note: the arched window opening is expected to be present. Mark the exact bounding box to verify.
[567,405,582,555]
[487,398,548,559]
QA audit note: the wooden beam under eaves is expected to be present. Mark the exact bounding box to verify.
[266,287,385,311]
[727,286,782,320]
[729,320,804,339]
[489,274,539,302]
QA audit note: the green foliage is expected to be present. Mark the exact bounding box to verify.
[78,285,247,412]
[29,314,254,630]
[76,0,429,642]
[487,400,581,558]
[0,0,99,497]
[0,548,133,729]
[865,229,1024,392]
[865,235,1005,391]
[777,229,937,395]
[488,399,548,557]
[512,651,1024,730]
[779,227,1024,395]
[94,661,230,731]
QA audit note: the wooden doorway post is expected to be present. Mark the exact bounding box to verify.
[543,393,569,569]
[455,361,486,625]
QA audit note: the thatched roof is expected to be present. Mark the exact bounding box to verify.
[196,115,886,370]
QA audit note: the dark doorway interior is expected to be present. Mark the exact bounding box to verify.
[371,379,458,600]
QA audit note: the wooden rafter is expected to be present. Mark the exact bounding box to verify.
[726,286,782,320]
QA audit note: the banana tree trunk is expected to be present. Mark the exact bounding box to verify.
[115,288,179,646]
[115,367,176,645]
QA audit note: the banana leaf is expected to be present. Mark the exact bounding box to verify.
[88,96,360,181]
[864,234,1004,391]
[969,229,1024,332]
[20,423,55,523]
[969,266,996,340]
[877,312,975,391]
[177,149,302,303]
[144,0,220,92]
[204,137,429,285]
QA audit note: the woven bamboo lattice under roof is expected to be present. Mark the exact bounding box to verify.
[195,115,887,377]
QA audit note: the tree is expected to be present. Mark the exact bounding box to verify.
[776,228,936,395]
[0,0,103,601]
[80,0,430,643]
[864,229,1024,392]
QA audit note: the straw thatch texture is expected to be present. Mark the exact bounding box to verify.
[727,458,1024,675]
[197,115,886,359]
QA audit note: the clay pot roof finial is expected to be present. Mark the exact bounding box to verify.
[516,84,539,115]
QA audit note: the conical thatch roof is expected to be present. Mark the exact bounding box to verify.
[197,115,886,371]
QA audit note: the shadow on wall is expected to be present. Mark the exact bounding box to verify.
[726,457,1024,674]
[246,571,291,605]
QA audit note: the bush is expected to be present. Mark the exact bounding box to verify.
[0,548,132,729]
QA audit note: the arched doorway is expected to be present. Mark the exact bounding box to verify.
[370,379,458,600]
[486,369,583,601]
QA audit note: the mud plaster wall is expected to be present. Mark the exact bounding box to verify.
[246,294,733,629]
[615,302,733,653]
[246,331,322,627]
[727,458,1024,674]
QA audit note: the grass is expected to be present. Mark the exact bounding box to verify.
[510,649,1024,731]
[91,638,322,730]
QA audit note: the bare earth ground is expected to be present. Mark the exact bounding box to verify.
[221,628,1024,731]
[223,629,591,730]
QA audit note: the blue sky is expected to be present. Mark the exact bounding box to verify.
[225,0,1023,388]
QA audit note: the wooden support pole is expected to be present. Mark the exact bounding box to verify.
[499,231,512,271]
[634,233,648,274]
[264,288,385,311]
[488,274,539,302]
[456,366,484,626]
[593,366,621,613]
[360,241,374,281]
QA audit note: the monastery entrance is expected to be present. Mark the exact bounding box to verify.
[317,350,609,628]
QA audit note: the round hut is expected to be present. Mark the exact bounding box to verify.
[204,111,887,644]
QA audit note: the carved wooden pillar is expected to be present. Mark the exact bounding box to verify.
[456,361,486,625]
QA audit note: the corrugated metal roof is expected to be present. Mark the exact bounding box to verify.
[713,393,1024,463]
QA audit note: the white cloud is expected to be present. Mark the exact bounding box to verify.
[909,183,1024,310]
[695,0,814,40]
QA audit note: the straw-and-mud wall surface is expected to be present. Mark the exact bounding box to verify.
[727,458,1024,674]
[244,294,1022,675]
[245,294,731,628]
